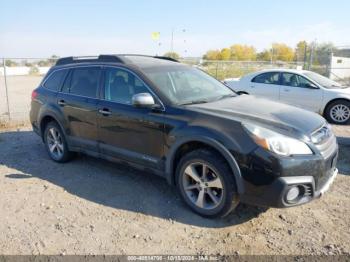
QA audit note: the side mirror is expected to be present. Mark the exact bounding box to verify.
[132,93,155,108]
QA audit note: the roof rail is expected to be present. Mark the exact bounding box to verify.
[55,54,179,66]
[154,56,179,62]
[55,55,124,66]
[117,54,179,63]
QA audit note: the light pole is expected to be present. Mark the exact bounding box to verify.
[170,28,187,56]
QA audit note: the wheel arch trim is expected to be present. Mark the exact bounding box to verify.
[38,111,66,138]
[322,98,350,115]
[165,136,244,194]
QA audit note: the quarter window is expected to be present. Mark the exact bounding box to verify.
[67,67,101,98]
[43,70,68,91]
[104,68,149,104]
[252,72,280,85]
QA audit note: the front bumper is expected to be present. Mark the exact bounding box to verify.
[239,141,338,208]
[241,168,338,208]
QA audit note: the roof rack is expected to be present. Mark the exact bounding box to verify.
[117,54,179,63]
[153,56,179,62]
[55,54,179,66]
[55,55,124,66]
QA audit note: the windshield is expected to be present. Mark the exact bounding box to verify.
[303,71,345,89]
[143,66,236,105]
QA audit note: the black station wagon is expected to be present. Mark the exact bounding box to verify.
[30,55,338,217]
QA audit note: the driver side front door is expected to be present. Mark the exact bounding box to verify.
[97,66,165,170]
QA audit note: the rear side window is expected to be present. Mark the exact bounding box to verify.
[63,67,101,98]
[252,72,280,85]
[43,70,68,91]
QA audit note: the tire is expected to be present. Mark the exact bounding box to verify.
[44,121,74,163]
[325,100,350,125]
[176,149,239,218]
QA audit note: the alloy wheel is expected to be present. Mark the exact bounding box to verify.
[46,127,64,160]
[330,104,350,123]
[182,162,224,210]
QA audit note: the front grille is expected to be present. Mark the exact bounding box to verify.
[311,125,337,158]
[317,153,337,190]
[310,124,338,191]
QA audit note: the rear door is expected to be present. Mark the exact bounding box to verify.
[248,72,281,100]
[279,72,323,112]
[57,66,102,152]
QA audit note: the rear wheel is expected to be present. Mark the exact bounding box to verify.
[44,122,73,162]
[176,149,239,218]
[325,100,350,124]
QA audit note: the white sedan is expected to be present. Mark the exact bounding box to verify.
[224,69,350,124]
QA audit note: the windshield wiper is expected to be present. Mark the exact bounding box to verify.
[179,99,210,105]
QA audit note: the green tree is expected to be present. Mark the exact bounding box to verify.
[257,50,272,61]
[203,49,221,60]
[5,60,18,67]
[230,44,257,61]
[163,52,180,60]
[219,48,231,60]
[294,40,307,62]
[48,55,59,64]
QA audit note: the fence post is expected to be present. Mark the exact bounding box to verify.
[2,58,11,121]
[215,61,219,78]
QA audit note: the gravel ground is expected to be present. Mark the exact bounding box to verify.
[0,125,349,255]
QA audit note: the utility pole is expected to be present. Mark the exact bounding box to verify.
[171,28,174,53]
[303,43,307,69]
[309,42,315,70]
[270,46,274,64]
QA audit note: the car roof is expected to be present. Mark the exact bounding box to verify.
[256,68,311,74]
[53,54,183,70]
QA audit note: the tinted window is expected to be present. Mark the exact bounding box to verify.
[44,70,67,91]
[69,67,101,98]
[104,67,149,104]
[252,72,280,84]
[281,73,315,88]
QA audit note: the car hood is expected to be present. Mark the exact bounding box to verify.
[327,87,350,94]
[187,95,326,136]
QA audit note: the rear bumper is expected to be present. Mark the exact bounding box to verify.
[240,167,338,208]
[31,122,41,136]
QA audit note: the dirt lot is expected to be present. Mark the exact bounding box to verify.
[0,124,349,256]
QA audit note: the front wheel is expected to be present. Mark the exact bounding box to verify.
[325,100,350,124]
[176,149,239,218]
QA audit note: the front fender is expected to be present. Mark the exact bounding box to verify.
[165,134,245,194]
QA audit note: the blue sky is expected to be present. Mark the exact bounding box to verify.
[0,0,349,57]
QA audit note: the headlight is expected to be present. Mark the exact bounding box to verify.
[243,123,313,156]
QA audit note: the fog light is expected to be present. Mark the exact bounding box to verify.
[286,186,300,202]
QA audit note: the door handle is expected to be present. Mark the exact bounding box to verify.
[58,100,66,106]
[250,85,255,88]
[98,108,111,116]
[284,88,290,92]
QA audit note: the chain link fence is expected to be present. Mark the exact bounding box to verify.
[1,56,349,124]
[0,58,56,123]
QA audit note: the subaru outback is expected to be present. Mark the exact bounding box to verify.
[30,55,338,218]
